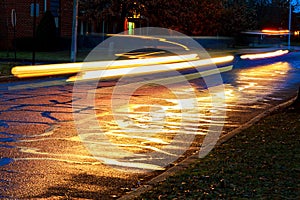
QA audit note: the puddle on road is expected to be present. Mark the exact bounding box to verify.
[0,158,13,167]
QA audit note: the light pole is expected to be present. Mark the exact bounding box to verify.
[288,0,292,50]
[70,0,78,62]
[11,9,17,62]
[32,0,37,65]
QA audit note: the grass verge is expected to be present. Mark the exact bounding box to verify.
[138,102,300,199]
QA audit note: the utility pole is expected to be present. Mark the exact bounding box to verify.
[32,0,37,65]
[70,0,78,62]
[288,0,292,50]
[11,9,17,62]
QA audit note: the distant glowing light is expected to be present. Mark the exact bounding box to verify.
[242,30,290,36]
[240,50,289,60]
[128,22,135,35]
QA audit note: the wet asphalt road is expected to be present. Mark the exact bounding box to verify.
[0,52,300,199]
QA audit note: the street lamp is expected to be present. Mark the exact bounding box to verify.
[288,0,292,49]
[71,0,78,62]
[32,0,37,65]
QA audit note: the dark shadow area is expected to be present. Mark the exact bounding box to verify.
[31,173,139,200]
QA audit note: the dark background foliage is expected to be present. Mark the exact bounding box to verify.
[36,10,58,51]
[79,0,300,36]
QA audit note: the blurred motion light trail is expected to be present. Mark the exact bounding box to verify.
[11,54,198,78]
[11,55,234,81]
[240,50,289,60]
[261,29,290,35]
[67,55,234,82]
[106,34,191,51]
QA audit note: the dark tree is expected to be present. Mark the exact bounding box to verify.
[77,0,299,36]
[79,0,147,33]
[219,1,257,36]
[36,10,57,51]
[253,0,300,30]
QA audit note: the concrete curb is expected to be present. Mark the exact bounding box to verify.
[118,94,298,200]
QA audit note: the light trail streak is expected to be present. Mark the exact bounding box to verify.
[11,54,198,78]
[240,50,289,60]
[106,34,190,50]
[115,51,166,59]
[261,29,290,35]
[11,53,233,84]
[242,30,290,36]
[8,55,233,90]
[68,65,233,92]
[67,56,234,82]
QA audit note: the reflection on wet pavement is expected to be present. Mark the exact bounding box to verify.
[0,60,299,198]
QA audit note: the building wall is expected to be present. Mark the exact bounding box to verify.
[0,1,8,49]
[0,0,72,50]
[60,0,72,37]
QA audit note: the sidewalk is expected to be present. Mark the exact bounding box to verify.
[127,96,300,199]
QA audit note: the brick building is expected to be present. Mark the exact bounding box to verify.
[0,0,73,50]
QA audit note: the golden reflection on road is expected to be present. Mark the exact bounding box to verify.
[76,61,292,171]
[69,74,227,172]
[220,62,291,107]
[234,62,291,103]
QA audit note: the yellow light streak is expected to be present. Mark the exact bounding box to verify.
[67,56,234,82]
[240,50,289,60]
[157,38,190,51]
[115,51,166,59]
[106,34,190,50]
[261,29,290,35]
[11,54,198,78]
[210,56,234,64]
[67,66,233,87]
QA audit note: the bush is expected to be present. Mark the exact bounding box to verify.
[14,36,71,51]
[36,10,58,51]
[57,37,71,50]
[15,37,34,51]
